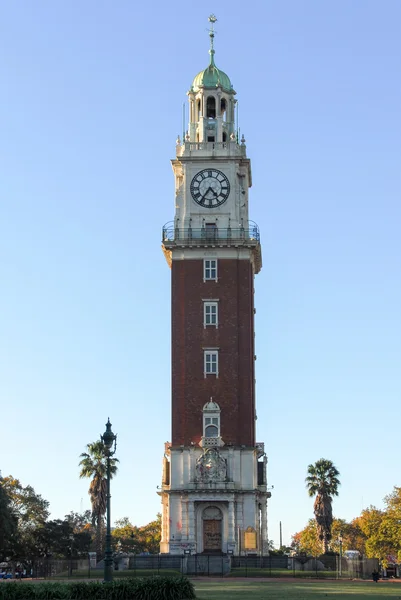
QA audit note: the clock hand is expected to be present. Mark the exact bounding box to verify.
[201,187,212,200]
[205,186,217,197]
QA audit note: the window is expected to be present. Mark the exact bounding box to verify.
[204,301,218,327]
[202,400,221,445]
[204,350,218,377]
[220,98,227,121]
[204,417,219,437]
[206,96,216,119]
[204,259,217,281]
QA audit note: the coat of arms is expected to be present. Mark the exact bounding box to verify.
[195,448,227,482]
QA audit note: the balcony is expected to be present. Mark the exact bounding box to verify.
[161,222,262,273]
[176,140,247,159]
[162,222,260,245]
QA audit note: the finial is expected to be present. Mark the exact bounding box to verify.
[207,14,217,66]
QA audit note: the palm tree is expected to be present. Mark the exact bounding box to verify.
[79,441,119,560]
[305,458,340,554]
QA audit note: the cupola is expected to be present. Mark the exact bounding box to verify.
[187,15,236,144]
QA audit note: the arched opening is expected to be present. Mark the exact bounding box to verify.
[222,132,227,143]
[206,96,216,119]
[197,99,201,119]
[220,98,227,121]
[202,506,223,554]
[203,401,220,440]
[205,424,218,437]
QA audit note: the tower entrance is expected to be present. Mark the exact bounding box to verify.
[202,506,222,554]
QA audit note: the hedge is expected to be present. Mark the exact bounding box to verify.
[0,576,196,600]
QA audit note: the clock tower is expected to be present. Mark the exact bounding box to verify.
[159,16,270,556]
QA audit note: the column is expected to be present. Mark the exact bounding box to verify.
[183,450,189,486]
[169,494,182,542]
[181,496,188,541]
[228,447,234,482]
[237,499,244,555]
[188,500,196,550]
[189,446,196,482]
[261,498,269,555]
[228,500,235,543]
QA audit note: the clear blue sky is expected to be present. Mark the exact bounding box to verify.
[1,1,400,547]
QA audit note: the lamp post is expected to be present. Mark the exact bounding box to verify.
[338,534,343,578]
[101,418,117,583]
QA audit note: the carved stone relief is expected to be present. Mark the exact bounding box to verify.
[195,448,227,482]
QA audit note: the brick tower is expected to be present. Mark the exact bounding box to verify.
[159,16,270,556]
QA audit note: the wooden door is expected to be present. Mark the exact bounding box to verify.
[203,519,222,553]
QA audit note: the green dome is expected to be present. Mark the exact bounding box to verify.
[191,49,232,93]
[191,63,232,92]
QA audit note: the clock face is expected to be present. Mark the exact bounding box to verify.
[190,169,230,208]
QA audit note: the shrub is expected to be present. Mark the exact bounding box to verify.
[0,576,196,600]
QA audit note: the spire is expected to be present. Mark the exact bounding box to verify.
[208,14,217,67]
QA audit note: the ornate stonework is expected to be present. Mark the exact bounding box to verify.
[195,448,227,482]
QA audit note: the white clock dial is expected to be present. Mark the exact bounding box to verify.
[190,169,230,208]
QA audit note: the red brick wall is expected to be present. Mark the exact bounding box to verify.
[171,258,256,447]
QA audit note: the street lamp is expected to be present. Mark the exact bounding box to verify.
[338,534,343,578]
[101,418,117,583]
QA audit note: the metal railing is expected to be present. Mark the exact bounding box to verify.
[10,554,380,579]
[162,223,260,246]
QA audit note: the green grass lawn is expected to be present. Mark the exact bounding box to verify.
[229,568,339,578]
[52,568,182,579]
[194,580,401,599]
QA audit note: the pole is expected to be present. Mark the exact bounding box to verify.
[104,454,113,582]
[279,521,282,549]
[339,537,343,577]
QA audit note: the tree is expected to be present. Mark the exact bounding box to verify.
[305,458,340,553]
[32,520,74,558]
[78,441,119,560]
[112,515,162,555]
[138,514,161,554]
[382,487,401,562]
[0,479,17,560]
[1,476,49,527]
[354,491,401,565]
[0,476,50,560]
[291,519,321,556]
[292,518,366,557]
[111,518,138,554]
[64,510,92,533]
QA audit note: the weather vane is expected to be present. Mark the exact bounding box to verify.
[207,14,217,54]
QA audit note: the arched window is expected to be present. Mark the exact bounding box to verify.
[206,96,216,119]
[202,400,221,445]
[220,98,227,121]
[205,421,219,437]
[197,99,201,119]
[222,132,227,143]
